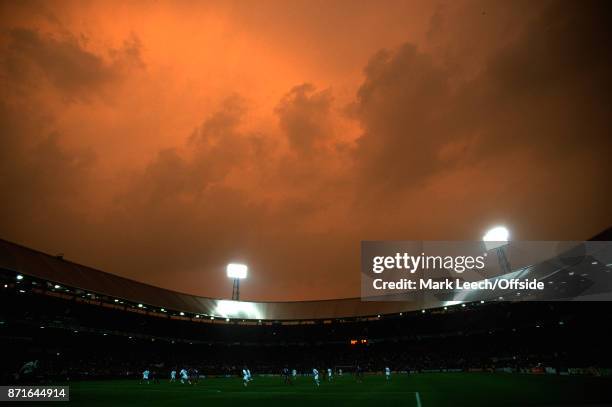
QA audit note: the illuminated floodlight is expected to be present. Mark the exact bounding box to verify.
[16,274,23,280]
[483,226,510,250]
[226,263,248,279]
[54,285,60,289]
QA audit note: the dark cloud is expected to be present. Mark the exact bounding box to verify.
[275,83,334,155]
[352,44,452,189]
[0,102,96,244]
[352,0,612,189]
[1,28,143,100]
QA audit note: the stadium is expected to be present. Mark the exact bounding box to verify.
[2,232,612,406]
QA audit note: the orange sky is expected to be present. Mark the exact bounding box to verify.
[1,0,610,300]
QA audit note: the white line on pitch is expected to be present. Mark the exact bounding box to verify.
[415,391,422,407]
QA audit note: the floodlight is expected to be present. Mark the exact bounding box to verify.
[483,226,509,242]
[226,263,248,279]
[16,274,23,280]
[483,226,510,250]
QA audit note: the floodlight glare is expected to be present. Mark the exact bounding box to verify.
[226,263,248,279]
[483,226,509,242]
[483,226,510,250]
[215,300,262,320]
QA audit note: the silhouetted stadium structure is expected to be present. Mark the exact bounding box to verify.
[1,231,611,383]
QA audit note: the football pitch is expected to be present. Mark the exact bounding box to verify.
[62,373,612,406]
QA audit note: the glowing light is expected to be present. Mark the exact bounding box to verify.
[483,226,510,250]
[226,263,248,279]
[16,275,23,280]
[215,300,262,319]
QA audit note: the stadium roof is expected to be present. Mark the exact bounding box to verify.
[0,238,412,321]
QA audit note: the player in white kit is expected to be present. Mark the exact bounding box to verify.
[385,367,391,381]
[180,368,190,384]
[312,368,320,386]
[292,369,297,380]
[142,369,150,384]
[170,369,176,382]
[327,368,333,381]
[242,367,249,387]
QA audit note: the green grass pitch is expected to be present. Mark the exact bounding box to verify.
[64,373,612,406]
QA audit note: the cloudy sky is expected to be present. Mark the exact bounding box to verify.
[1,0,610,301]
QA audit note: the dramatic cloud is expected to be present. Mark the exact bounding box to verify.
[2,28,143,101]
[0,0,610,300]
